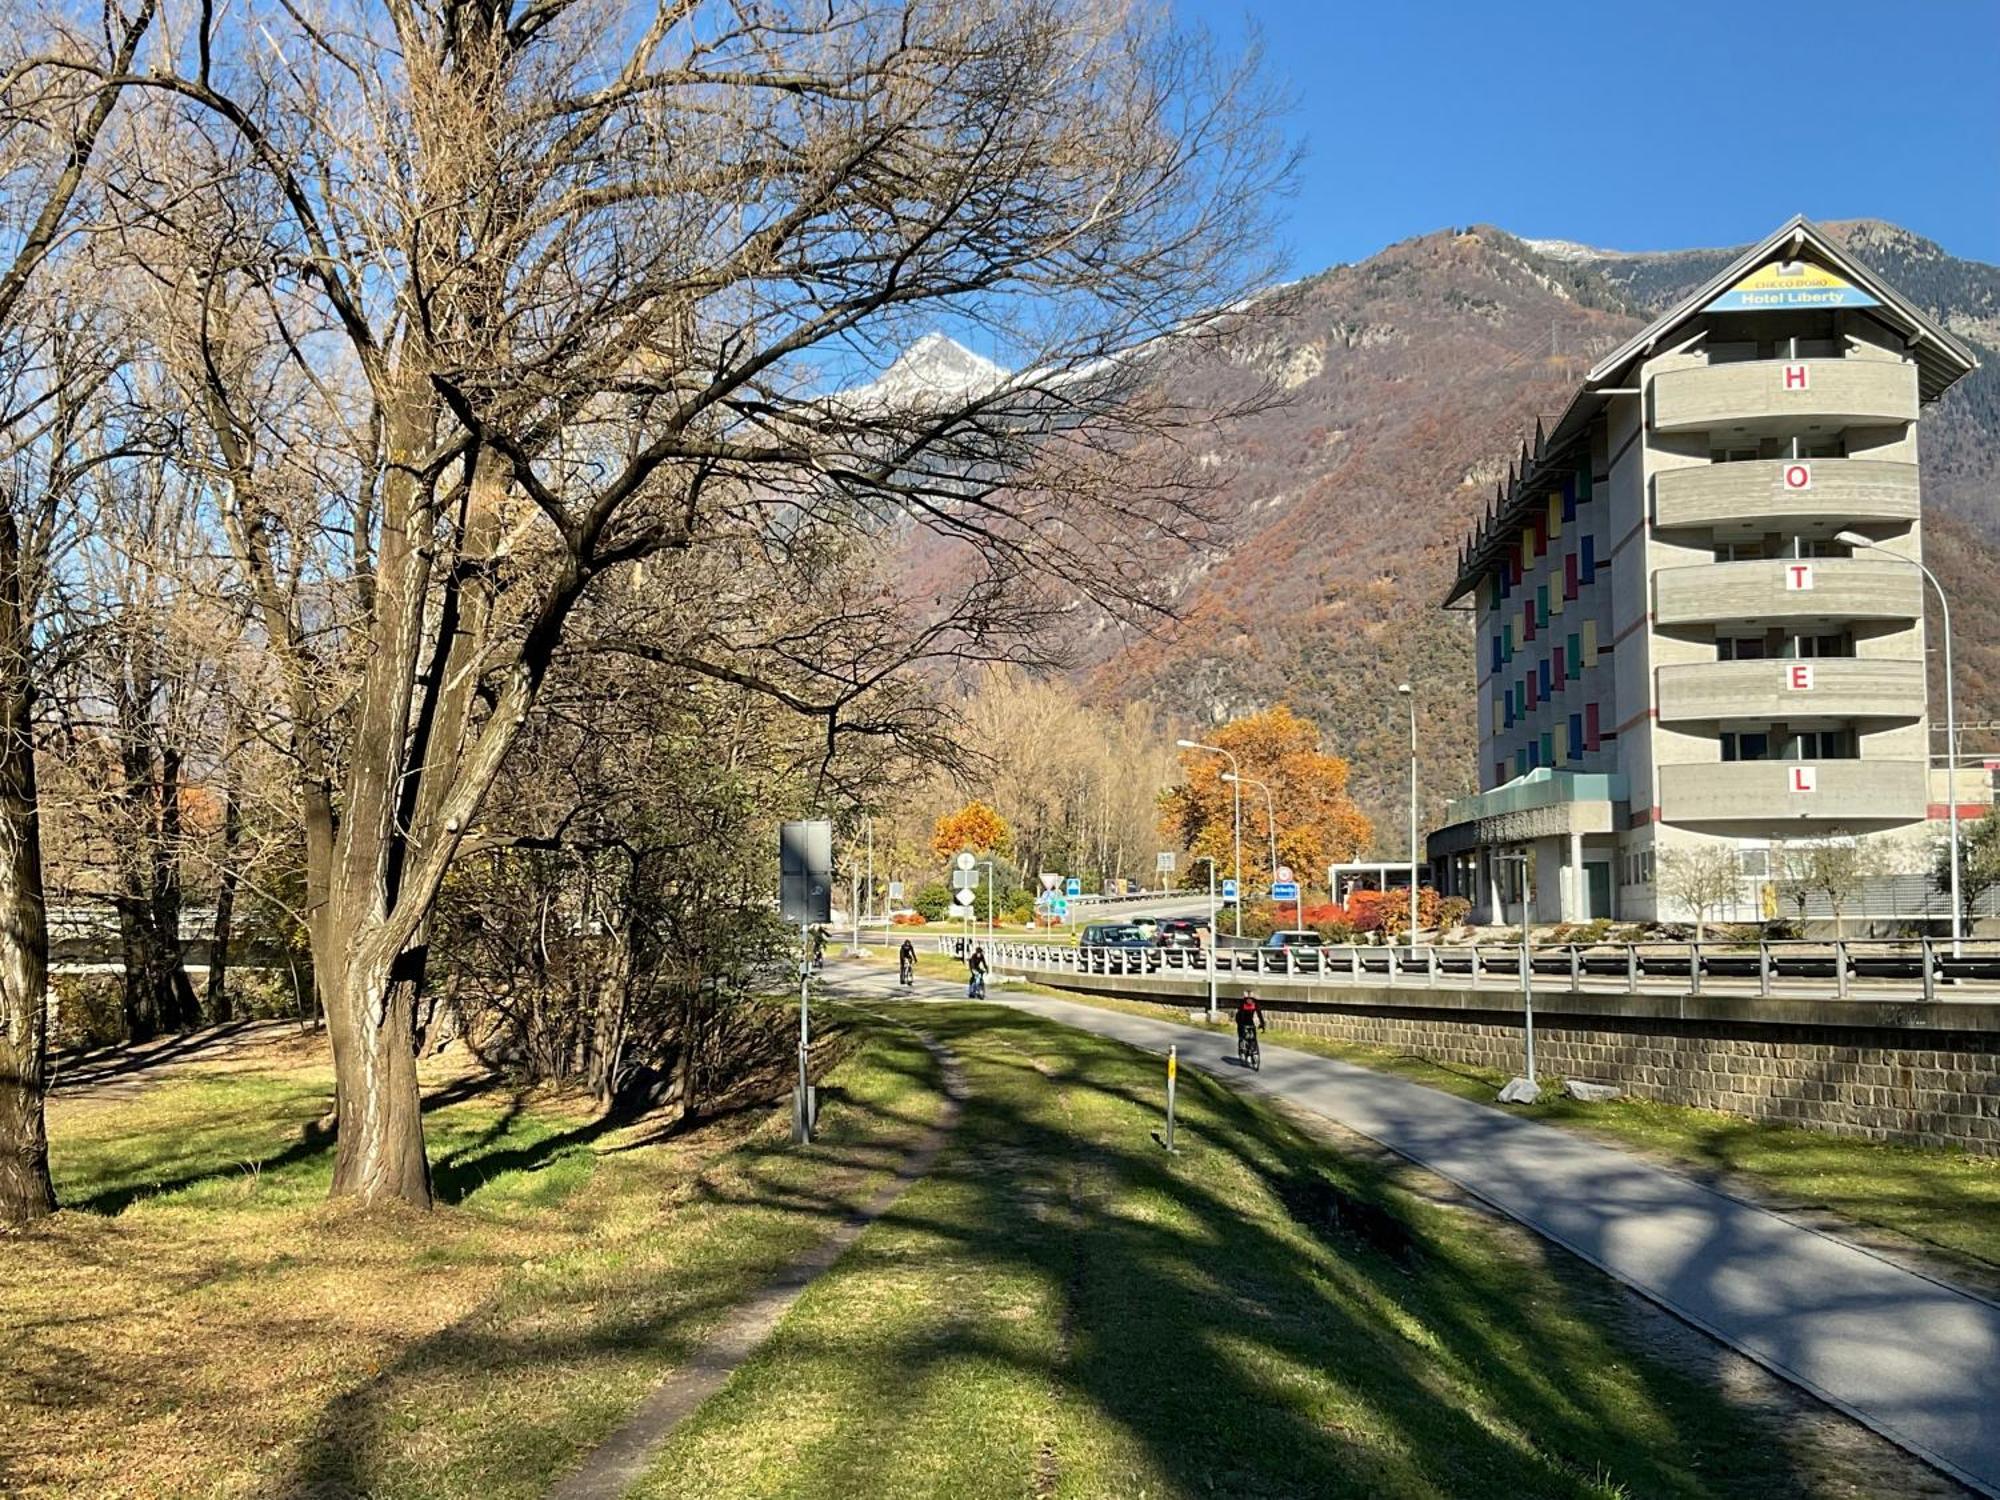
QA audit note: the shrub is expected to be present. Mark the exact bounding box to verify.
[914,882,952,922]
[892,911,928,926]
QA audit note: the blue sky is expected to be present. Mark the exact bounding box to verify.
[1180,0,2000,271]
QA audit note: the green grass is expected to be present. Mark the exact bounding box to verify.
[8,1010,950,1500]
[993,978,2000,1284]
[631,1003,1848,1500]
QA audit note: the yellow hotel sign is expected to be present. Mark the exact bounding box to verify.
[1706,259,1880,312]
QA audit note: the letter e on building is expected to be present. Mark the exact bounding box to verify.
[1785,563,1814,591]
[1782,462,1811,491]
[1789,765,1817,794]
[1782,362,1810,391]
[1786,663,1815,691]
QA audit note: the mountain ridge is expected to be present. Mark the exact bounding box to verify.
[1077,220,2000,846]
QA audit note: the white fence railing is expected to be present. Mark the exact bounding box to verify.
[932,936,2000,1004]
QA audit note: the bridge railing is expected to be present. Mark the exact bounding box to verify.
[929,935,2000,1002]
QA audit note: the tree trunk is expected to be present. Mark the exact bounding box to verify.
[154,745,198,1030]
[0,519,54,1223]
[116,894,163,1044]
[207,819,238,1024]
[324,942,432,1208]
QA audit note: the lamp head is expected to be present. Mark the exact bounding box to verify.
[1221,772,1240,783]
[1396,683,1413,695]
[1834,530,1872,550]
[1175,738,1199,749]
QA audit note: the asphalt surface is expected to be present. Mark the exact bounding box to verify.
[828,961,2000,1497]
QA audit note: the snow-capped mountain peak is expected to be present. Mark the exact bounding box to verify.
[840,333,1007,410]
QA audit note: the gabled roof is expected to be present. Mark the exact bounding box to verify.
[1581,214,1978,405]
[1446,216,1981,605]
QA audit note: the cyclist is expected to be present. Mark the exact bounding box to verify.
[811,926,827,970]
[967,944,989,1000]
[898,938,917,989]
[1234,991,1266,1068]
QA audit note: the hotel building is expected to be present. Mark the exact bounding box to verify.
[1426,217,1982,924]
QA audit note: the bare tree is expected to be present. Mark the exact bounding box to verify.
[106,0,1285,1207]
[0,0,155,1225]
[1656,844,1743,943]
[1781,837,1886,940]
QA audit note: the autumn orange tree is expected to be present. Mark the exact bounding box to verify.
[931,801,1013,864]
[1159,706,1371,890]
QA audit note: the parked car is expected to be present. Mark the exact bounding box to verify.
[1154,918,1205,949]
[1263,930,1326,948]
[1260,929,1325,972]
[1080,923,1159,972]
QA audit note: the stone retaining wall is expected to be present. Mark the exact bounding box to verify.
[1258,1001,2000,1153]
[1022,970,2000,1154]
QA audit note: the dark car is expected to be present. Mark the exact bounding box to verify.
[1154,918,1206,949]
[1262,929,1325,949]
[1081,923,1159,973]
[1260,929,1326,972]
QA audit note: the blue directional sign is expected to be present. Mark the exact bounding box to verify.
[1065,877,1081,897]
[1220,878,1238,902]
[1271,881,1300,902]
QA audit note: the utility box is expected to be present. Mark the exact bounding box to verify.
[780,820,833,924]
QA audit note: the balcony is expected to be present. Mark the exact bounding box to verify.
[1653,458,1919,532]
[1651,358,1918,436]
[1654,558,1922,629]
[1657,759,1928,826]
[1655,658,1925,724]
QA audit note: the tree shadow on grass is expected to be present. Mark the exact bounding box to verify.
[271,1035,948,1500]
[264,1005,1838,1500]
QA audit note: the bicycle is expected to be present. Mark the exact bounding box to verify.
[1237,1028,1261,1071]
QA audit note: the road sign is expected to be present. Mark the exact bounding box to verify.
[955,851,977,872]
[779,820,833,924]
[952,887,977,908]
[950,868,978,890]
[1051,896,1069,917]
[887,880,904,901]
[1271,881,1300,901]
[1275,864,1294,883]
[1221,878,1238,902]
[1156,851,1176,872]
[1065,877,1081,897]
[1040,872,1061,891]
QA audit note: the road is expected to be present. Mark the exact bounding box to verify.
[826,961,2000,1497]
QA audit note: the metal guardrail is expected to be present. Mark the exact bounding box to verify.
[932,935,2000,1003]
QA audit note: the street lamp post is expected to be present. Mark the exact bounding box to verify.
[1496,850,1537,1100]
[1397,684,1421,941]
[1834,532,1960,956]
[1193,854,1220,1022]
[1222,770,1278,876]
[1178,738,1243,938]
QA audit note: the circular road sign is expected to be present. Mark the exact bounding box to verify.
[1276,864,1294,883]
[955,851,977,872]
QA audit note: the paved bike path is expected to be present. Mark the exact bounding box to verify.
[833,966,2000,1496]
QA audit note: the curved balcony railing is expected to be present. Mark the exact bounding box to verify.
[1654,658,1924,724]
[1654,557,1922,628]
[1653,457,1918,532]
[1655,759,1927,824]
[1652,358,1917,435]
